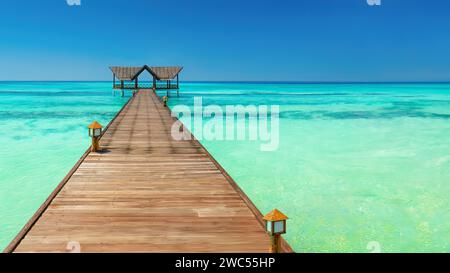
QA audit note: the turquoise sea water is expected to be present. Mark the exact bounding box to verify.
[1,82,449,252]
[0,82,130,251]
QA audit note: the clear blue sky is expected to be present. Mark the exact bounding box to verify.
[1,0,449,81]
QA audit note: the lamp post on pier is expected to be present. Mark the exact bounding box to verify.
[163,96,169,107]
[88,121,103,152]
[264,209,288,253]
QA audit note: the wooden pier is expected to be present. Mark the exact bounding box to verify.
[5,90,292,253]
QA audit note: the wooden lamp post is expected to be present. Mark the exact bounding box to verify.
[264,209,288,253]
[88,121,103,152]
[162,96,169,107]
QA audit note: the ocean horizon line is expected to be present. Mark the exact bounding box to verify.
[1,80,450,84]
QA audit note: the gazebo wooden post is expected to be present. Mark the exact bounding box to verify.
[135,77,138,89]
[176,74,179,97]
[113,74,116,88]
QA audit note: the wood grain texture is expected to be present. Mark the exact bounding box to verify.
[8,90,284,253]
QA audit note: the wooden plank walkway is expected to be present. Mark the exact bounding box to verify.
[5,90,289,253]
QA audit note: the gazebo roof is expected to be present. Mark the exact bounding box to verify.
[110,65,183,81]
[110,66,146,81]
[147,66,183,81]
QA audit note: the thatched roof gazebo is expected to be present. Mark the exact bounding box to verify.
[110,65,183,95]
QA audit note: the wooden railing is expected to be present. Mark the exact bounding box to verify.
[113,83,179,90]
[154,84,179,90]
[113,83,154,89]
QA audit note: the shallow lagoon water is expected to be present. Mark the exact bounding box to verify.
[1,82,449,252]
[164,83,450,253]
[0,82,129,251]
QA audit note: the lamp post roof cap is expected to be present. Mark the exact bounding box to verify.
[88,121,103,129]
[263,209,288,221]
